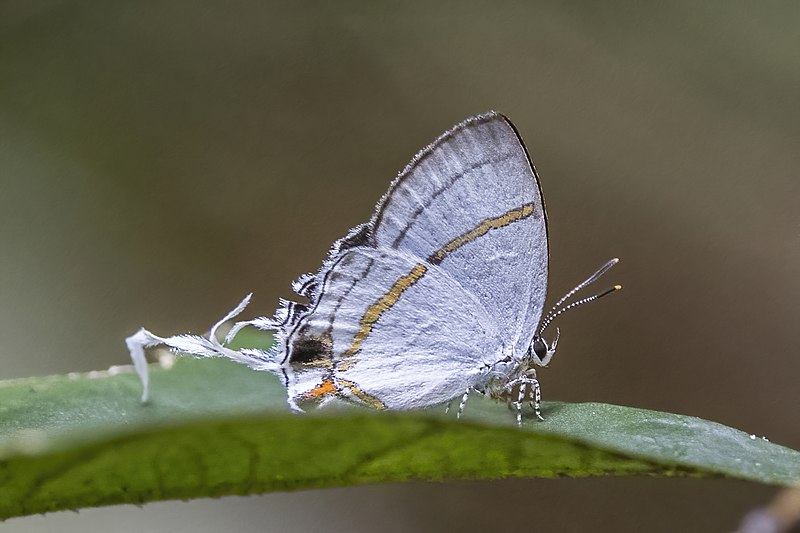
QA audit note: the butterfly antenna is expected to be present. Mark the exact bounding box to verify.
[539,284,621,334]
[538,258,621,335]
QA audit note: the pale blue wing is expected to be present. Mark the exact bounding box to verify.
[369,112,549,353]
[282,247,504,410]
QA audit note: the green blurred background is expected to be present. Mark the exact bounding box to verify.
[1,1,798,531]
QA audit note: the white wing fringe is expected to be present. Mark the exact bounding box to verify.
[125,293,282,403]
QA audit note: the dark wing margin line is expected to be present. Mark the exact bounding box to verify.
[496,114,549,274]
[281,251,354,365]
[496,112,550,336]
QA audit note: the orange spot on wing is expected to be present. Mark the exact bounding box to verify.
[305,379,336,399]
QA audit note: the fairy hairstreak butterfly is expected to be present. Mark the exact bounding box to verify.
[127,111,620,425]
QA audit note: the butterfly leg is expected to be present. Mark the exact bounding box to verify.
[514,381,528,427]
[445,402,451,415]
[504,375,544,423]
[530,377,543,421]
[456,388,471,419]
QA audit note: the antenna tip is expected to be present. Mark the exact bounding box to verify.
[614,284,622,290]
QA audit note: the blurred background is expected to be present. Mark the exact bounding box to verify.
[1,1,798,531]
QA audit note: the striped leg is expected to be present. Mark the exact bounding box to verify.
[504,376,544,424]
[531,377,543,421]
[514,381,528,427]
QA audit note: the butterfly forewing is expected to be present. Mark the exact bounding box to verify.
[370,112,549,352]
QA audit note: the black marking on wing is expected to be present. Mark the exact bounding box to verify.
[382,154,515,249]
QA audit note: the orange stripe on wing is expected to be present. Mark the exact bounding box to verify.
[343,263,428,357]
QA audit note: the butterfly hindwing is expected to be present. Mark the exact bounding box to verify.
[283,246,504,409]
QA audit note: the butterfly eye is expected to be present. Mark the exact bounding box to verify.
[532,337,548,360]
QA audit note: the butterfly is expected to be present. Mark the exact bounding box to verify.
[127,111,620,425]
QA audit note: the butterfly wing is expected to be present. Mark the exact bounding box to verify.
[369,112,549,353]
[281,246,504,410]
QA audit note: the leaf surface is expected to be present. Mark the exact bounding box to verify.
[1,347,798,520]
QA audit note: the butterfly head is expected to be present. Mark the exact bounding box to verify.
[530,328,559,367]
[528,258,622,369]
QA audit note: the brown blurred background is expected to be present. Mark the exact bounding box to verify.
[1,1,798,531]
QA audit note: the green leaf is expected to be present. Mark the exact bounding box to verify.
[1,340,799,520]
